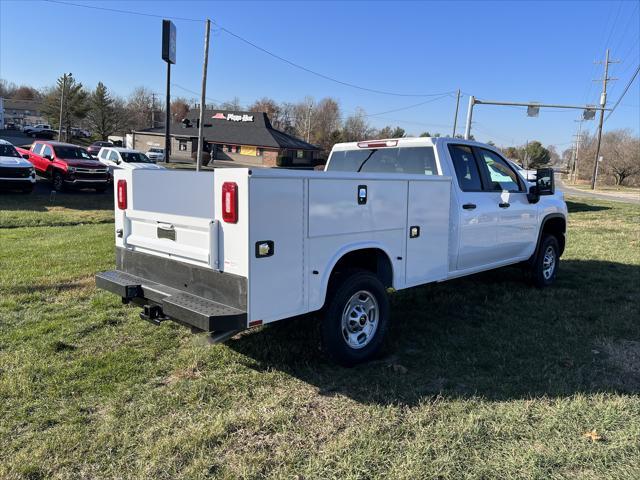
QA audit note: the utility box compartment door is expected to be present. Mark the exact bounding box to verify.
[308,179,406,237]
[405,179,451,286]
[248,177,305,323]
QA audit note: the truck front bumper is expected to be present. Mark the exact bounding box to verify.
[96,248,247,334]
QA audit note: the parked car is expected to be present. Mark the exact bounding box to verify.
[97,147,165,171]
[145,147,165,162]
[5,122,17,130]
[507,159,536,183]
[87,141,113,158]
[23,141,111,192]
[96,137,567,366]
[0,139,36,193]
[71,127,91,138]
[23,124,56,139]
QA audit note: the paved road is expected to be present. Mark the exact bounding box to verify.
[557,178,640,205]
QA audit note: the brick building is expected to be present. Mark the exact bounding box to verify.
[132,110,320,167]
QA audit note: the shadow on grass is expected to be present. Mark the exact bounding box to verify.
[566,200,611,213]
[0,181,112,212]
[227,259,639,405]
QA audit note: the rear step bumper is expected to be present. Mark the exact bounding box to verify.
[96,270,247,333]
[96,248,248,335]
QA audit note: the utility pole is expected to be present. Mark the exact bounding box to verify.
[306,100,313,143]
[196,19,211,172]
[452,89,461,138]
[523,140,529,170]
[590,49,618,190]
[571,119,583,184]
[58,73,71,142]
[151,93,157,128]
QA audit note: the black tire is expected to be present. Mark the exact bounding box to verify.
[321,270,390,366]
[52,171,65,191]
[531,234,560,288]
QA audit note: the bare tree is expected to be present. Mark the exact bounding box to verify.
[171,97,190,122]
[221,96,242,111]
[310,97,341,150]
[578,129,640,186]
[342,108,374,142]
[126,87,156,130]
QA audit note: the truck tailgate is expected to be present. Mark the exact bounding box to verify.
[121,170,218,268]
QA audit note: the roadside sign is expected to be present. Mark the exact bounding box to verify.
[162,20,176,64]
[527,105,540,117]
[583,108,596,120]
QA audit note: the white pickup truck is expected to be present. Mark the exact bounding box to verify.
[96,137,567,365]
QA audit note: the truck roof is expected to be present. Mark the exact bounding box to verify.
[331,136,492,151]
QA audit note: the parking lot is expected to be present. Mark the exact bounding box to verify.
[1,188,639,479]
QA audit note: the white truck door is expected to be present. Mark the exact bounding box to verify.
[474,148,538,260]
[405,178,451,286]
[447,144,503,270]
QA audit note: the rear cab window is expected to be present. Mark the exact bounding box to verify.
[448,144,483,191]
[326,146,438,175]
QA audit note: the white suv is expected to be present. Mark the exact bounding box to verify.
[97,147,165,171]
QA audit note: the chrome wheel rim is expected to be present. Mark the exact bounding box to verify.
[341,290,379,349]
[542,245,556,280]
[54,175,63,189]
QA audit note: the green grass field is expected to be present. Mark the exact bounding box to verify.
[1,190,639,479]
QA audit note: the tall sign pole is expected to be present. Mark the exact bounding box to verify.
[162,20,177,163]
[196,19,211,172]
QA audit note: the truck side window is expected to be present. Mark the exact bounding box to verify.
[42,145,53,158]
[477,149,522,192]
[448,145,482,191]
[32,143,43,155]
[396,147,438,175]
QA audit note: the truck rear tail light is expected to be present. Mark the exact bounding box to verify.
[117,179,127,210]
[357,140,398,148]
[222,182,238,223]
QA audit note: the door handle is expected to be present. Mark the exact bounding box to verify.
[462,203,476,210]
[499,202,510,208]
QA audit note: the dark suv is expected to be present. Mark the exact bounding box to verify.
[87,141,114,157]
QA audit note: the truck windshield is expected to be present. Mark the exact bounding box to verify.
[121,152,153,163]
[53,146,92,159]
[0,144,21,158]
[326,146,438,175]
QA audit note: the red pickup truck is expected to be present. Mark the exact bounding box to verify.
[20,141,111,192]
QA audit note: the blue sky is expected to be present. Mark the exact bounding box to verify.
[1,0,638,150]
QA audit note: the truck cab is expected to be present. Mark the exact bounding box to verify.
[96,137,566,365]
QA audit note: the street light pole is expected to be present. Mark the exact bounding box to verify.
[464,95,475,139]
[58,73,71,142]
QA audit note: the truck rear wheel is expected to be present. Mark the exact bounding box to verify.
[322,270,390,366]
[531,234,560,288]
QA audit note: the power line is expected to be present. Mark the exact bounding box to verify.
[43,0,457,98]
[214,23,456,98]
[605,64,640,122]
[43,0,202,22]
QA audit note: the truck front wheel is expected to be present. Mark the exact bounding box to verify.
[322,270,390,366]
[532,234,560,288]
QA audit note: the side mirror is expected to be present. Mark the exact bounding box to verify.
[44,154,53,161]
[527,185,540,204]
[22,154,30,160]
[536,168,555,195]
